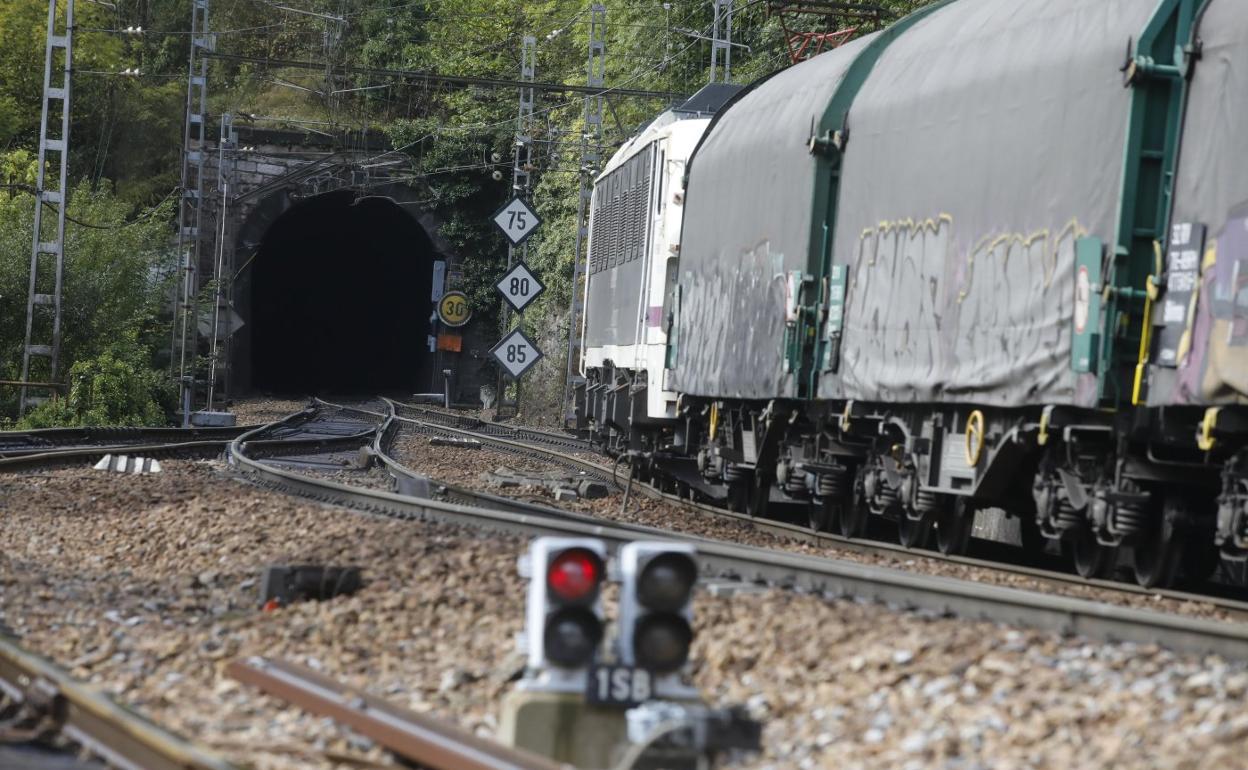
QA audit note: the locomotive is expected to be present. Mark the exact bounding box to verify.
[575,0,1248,589]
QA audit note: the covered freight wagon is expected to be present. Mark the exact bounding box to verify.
[662,0,1248,583]
[674,0,1168,409]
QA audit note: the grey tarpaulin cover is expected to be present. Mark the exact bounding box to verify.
[821,0,1155,407]
[673,33,878,399]
[1151,0,1248,407]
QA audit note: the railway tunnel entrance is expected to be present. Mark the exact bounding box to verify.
[247,190,434,394]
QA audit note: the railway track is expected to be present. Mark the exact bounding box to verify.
[388,400,613,486]
[229,398,1248,659]
[227,657,561,770]
[1,614,556,770]
[0,424,255,473]
[0,634,235,770]
[0,425,250,458]
[381,399,1248,617]
[392,402,593,454]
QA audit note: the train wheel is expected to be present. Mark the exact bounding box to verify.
[1067,527,1111,579]
[935,498,974,556]
[1132,496,1184,589]
[898,513,933,549]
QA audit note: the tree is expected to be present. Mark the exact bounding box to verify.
[0,181,175,424]
[0,0,939,425]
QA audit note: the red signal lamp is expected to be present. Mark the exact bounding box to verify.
[547,547,604,603]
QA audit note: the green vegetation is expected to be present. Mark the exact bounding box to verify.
[0,0,929,426]
[0,180,175,427]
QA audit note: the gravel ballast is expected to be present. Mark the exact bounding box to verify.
[389,425,1242,623]
[2,461,1247,769]
[228,398,312,426]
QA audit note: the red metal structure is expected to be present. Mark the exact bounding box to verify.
[767,2,891,64]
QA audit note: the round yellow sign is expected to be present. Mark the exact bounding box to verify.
[438,291,472,327]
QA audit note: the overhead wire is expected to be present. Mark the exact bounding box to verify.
[347,5,740,172]
[72,0,782,202]
[0,185,178,230]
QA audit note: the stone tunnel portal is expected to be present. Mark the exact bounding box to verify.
[248,190,434,394]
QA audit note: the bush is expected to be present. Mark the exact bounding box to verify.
[19,345,174,428]
[0,181,176,423]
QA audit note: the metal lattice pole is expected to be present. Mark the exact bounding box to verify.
[206,112,236,412]
[710,0,733,83]
[498,35,537,417]
[173,0,211,425]
[562,4,606,422]
[20,0,74,414]
[511,36,537,272]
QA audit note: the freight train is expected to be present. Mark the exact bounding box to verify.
[574,0,1248,589]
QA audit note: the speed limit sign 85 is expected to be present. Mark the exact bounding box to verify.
[490,328,543,379]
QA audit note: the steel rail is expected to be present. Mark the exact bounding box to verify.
[227,657,565,770]
[370,400,1248,619]
[0,440,238,472]
[0,411,327,473]
[0,414,315,472]
[383,398,612,483]
[231,402,1248,660]
[0,424,251,458]
[390,400,592,453]
[365,401,665,525]
[0,635,236,770]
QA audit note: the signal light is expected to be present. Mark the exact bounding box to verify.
[547,547,602,603]
[633,613,694,672]
[544,606,604,667]
[636,552,697,612]
[525,538,608,672]
[619,543,698,675]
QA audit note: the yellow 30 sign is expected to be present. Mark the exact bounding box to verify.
[437,291,472,327]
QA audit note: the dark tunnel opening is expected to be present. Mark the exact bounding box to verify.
[250,190,433,394]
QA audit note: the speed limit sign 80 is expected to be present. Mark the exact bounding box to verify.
[495,262,546,314]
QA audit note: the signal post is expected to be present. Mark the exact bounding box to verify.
[500,538,755,768]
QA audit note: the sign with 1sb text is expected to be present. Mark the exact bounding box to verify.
[495,262,546,314]
[491,328,543,379]
[586,664,653,708]
[437,290,472,327]
[492,196,542,246]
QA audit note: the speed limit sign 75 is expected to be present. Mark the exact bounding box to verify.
[493,196,542,246]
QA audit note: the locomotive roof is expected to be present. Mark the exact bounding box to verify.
[595,83,742,183]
